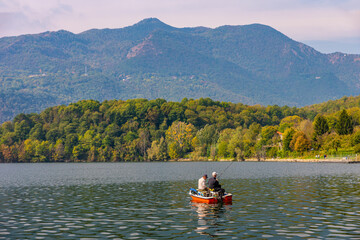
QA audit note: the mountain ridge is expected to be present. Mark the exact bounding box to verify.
[0,18,359,123]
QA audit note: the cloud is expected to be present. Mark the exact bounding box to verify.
[0,0,73,36]
[0,11,45,36]
[0,0,359,52]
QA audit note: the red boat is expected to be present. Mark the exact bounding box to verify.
[189,188,232,204]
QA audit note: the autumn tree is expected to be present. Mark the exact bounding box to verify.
[351,130,360,146]
[138,129,150,160]
[298,119,314,140]
[293,134,311,152]
[258,126,278,146]
[53,140,65,162]
[168,142,181,159]
[322,133,341,152]
[147,137,167,161]
[278,115,302,132]
[166,121,195,158]
[286,130,311,153]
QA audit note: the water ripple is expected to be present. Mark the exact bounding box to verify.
[1,164,360,239]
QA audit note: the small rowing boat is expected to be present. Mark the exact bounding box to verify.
[189,188,232,204]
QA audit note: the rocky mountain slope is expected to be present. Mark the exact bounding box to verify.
[0,18,359,122]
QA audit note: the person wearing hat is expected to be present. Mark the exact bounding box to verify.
[208,172,225,198]
[198,174,208,191]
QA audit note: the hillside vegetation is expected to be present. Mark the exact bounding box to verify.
[1,97,360,163]
[1,18,359,122]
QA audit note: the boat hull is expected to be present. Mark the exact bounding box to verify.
[190,193,232,204]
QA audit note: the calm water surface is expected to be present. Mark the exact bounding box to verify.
[1,162,360,239]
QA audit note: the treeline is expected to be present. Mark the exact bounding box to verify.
[0,97,359,163]
[303,96,360,115]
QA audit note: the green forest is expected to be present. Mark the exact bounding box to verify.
[1,96,360,163]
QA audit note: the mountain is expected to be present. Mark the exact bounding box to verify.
[0,18,359,123]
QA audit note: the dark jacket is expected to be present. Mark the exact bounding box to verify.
[208,177,221,189]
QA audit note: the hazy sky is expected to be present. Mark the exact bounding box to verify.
[1,0,359,53]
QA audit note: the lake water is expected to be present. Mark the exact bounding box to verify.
[1,162,360,239]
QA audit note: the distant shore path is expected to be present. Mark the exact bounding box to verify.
[172,158,360,163]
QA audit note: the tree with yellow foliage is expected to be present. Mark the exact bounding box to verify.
[166,121,195,159]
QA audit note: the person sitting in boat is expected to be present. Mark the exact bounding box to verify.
[198,174,208,192]
[208,172,225,197]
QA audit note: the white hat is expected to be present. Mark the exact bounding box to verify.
[212,172,217,176]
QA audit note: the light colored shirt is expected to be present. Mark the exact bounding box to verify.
[198,177,207,190]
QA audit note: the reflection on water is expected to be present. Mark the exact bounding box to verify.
[1,163,360,239]
[191,202,232,237]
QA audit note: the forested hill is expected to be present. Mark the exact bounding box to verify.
[1,97,360,163]
[1,18,360,123]
[303,96,360,114]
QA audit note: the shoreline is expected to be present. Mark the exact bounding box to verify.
[2,158,359,164]
[172,158,360,163]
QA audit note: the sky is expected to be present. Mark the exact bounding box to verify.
[1,0,359,54]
